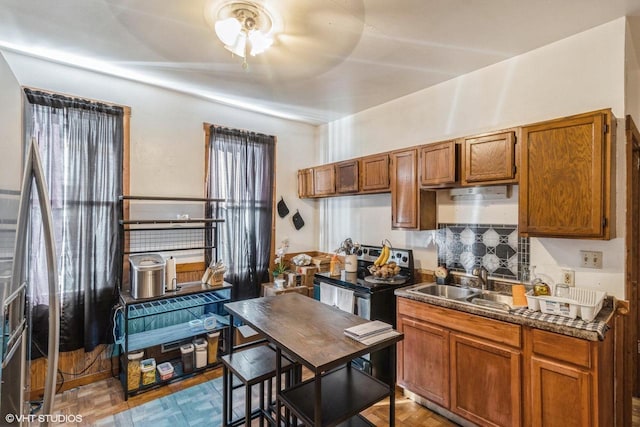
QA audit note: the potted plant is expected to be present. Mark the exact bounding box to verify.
[272,238,289,286]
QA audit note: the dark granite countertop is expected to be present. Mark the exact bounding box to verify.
[395,284,615,341]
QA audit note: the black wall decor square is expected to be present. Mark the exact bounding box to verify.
[436,223,529,281]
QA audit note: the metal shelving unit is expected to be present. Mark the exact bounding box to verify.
[118,195,224,255]
[117,195,228,400]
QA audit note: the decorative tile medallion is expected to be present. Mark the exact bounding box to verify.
[437,223,529,281]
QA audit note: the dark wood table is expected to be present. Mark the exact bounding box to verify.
[224,293,403,427]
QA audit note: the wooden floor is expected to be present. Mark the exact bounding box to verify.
[45,367,457,426]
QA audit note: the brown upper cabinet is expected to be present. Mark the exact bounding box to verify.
[391,148,436,230]
[360,153,390,193]
[420,140,458,188]
[461,130,518,186]
[297,168,314,198]
[519,109,615,239]
[335,160,359,193]
[313,164,336,196]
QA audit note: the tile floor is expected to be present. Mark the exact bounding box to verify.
[37,367,456,426]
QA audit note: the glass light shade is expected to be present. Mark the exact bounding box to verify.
[248,30,273,56]
[215,17,242,46]
[224,31,247,57]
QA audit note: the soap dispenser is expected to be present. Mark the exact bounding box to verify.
[330,254,340,277]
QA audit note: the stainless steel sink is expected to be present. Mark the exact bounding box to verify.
[407,283,516,312]
[466,291,514,311]
[409,283,479,300]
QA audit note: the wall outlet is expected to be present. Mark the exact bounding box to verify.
[561,269,575,286]
[580,250,603,269]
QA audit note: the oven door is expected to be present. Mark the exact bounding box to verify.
[354,294,370,319]
[313,277,391,383]
[313,278,370,319]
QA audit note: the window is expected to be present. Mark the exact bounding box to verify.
[205,125,275,300]
[24,88,129,352]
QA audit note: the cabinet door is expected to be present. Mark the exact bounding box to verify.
[313,164,336,196]
[336,160,359,193]
[520,110,614,239]
[397,315,450,408]
[391,149,436,230]
[530,356,591,427]
[360,154,390,192]
[462,131,517,185]
[420,140,457,187]
[297,168,314,198]
[450,333,521,427]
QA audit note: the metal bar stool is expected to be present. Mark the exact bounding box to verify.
[221,344,297,426]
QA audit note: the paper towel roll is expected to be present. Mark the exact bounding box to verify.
[165,256,176,291]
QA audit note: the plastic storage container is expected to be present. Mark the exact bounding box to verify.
[156,362,174,381]
[194,338,207,369]
[203,315,217,330]
[189,319,203,331]
[140,358,156,386]
[127,350,144,391]
[180,343,194,373]
[206,331,220,364]
[525,287,606,321]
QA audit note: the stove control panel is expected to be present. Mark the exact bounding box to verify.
[358,245,413,269]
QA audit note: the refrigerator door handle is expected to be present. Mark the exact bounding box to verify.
[12,139,60,425]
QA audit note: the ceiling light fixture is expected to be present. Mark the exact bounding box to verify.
[213,1,274,69]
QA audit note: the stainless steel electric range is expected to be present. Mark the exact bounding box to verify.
[312,244,415,383]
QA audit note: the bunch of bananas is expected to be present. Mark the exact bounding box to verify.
[374,244,391,266]
[368,241,401,279]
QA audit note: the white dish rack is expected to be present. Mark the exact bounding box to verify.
[525,287,606,322]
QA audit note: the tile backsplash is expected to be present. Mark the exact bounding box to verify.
[437,223,529,281]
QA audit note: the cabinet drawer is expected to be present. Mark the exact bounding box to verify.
[397,298,521,348]
[531,328,591,368]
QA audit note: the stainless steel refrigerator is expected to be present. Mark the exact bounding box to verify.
[0,139,60,427]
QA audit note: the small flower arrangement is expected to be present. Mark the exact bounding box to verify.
[272,238,290,278]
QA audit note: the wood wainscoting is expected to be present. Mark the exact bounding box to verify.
[29,262,207,400]
[29,344,117,401]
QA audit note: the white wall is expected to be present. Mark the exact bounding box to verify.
[0,51,22,191]
[317,18,628,297]
[0,51,319,259]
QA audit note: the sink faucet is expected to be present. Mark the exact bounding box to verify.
[472,266,489,290]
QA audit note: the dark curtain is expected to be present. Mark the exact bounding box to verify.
[23,89,123,352]
[206,126,274,300]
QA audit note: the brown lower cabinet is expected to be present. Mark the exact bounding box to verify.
[530,357,590,427]
[450,333,521,427]
[397,297,617,427]
[398,316,450,407]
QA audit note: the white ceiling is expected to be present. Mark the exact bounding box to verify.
[1,0,640,125]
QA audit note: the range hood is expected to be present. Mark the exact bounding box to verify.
[449,185,508,201]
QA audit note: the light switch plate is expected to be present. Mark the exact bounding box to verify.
[580,250,603,269]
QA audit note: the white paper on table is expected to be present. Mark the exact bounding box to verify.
[353,329,401,346]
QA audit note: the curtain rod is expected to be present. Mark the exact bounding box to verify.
[202,122,275,139]
[22,85,131,115]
